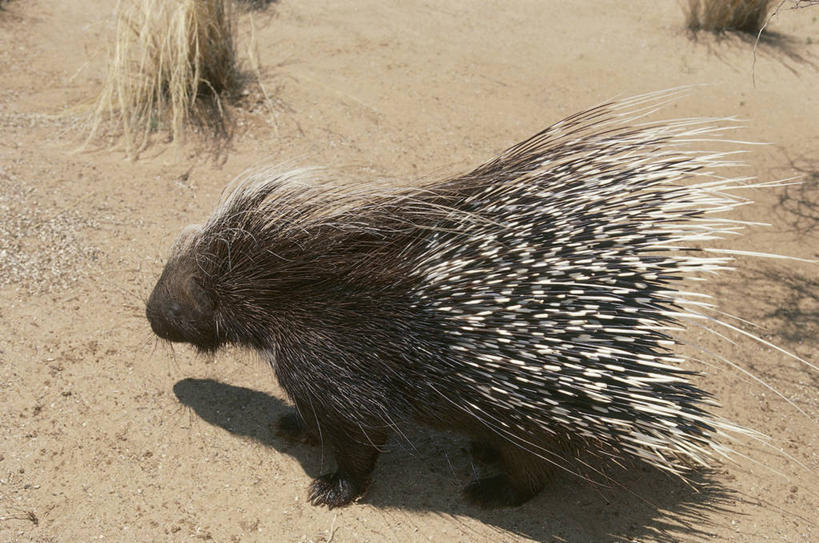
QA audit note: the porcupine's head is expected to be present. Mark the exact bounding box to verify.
[146,224,219,352]
[144,169,309,353]
[145,167,432,354]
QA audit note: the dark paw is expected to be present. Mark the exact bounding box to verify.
[469,440,500,464]
[276,412,318,445]
[308,472,363,508]
[463,475,535,508]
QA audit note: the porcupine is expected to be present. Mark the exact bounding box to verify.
[147,90,781,509]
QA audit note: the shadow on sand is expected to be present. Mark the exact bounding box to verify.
[689,25,818,78]
[174,377,736,542]
[774,151,819,239]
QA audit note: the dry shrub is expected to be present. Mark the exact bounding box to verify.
[88,0,240,155]
[684,0,778,33]
[235,0,276,10]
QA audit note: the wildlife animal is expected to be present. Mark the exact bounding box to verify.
[147,91,787,508]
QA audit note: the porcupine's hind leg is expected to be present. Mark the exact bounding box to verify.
[463,441,549,508]
[298,405,389,508]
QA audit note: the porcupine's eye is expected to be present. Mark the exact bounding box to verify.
[184,275,214,315]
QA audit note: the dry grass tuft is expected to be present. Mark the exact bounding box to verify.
[235,0,277,10]
[684,0,778,33]
[87,0,241,156]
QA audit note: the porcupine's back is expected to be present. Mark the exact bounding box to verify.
[401,91,755,474]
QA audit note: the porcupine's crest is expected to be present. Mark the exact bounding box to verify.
[406,90,760,474]
[182,169,421,346]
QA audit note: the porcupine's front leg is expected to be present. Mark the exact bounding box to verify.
[297,405,388,508]
[276,410,319,445]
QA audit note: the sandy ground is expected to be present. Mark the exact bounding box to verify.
[1,1,817,541]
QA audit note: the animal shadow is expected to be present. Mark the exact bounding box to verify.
[174,377,734,542]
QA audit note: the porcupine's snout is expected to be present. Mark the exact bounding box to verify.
[146,260,219,351]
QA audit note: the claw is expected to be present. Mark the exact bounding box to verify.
[308,472,362,508]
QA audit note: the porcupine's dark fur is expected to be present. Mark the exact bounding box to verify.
[147,90,762,508]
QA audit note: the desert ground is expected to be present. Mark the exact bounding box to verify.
[1,1,817,541]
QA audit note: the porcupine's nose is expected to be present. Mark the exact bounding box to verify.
[146,288,183,341]
[147,302,182,342]
[154,300,188,340]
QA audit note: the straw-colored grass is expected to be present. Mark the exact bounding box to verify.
[87,0,240,155]
[236,0,275,10]
[684,0,778,33]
